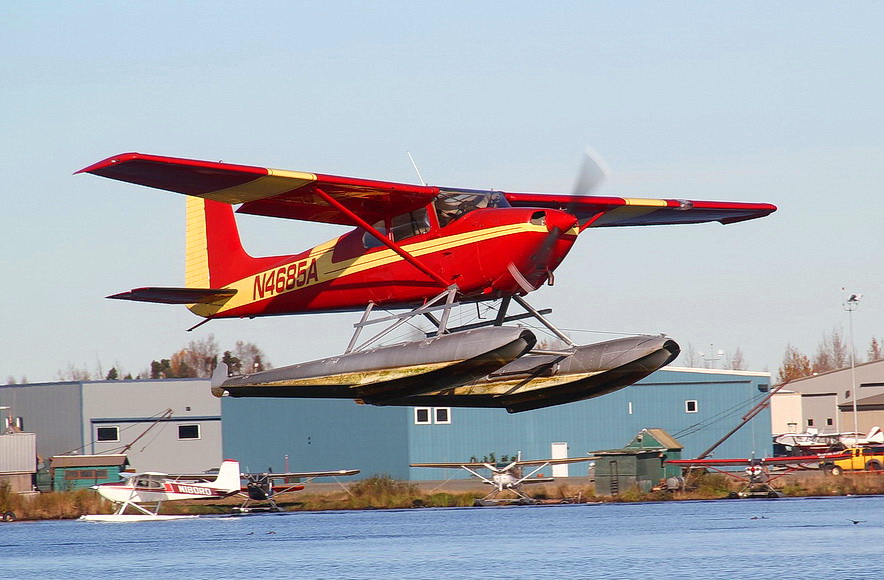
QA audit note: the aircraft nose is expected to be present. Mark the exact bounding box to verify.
[537,210,578,233]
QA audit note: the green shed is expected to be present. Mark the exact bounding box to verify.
[624,428,684,479]
[50,454,129,491]
[592,429,683,496]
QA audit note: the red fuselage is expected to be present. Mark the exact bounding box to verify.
[194,204,579,319]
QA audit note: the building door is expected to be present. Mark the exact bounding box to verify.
[551,442,569,477]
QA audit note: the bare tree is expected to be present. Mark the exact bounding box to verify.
[233,341,272,372]
[869,336,883,362]
[724,347,748,371]
[58,363,92,381]
[812,326,854,373]
[680,343,701,367]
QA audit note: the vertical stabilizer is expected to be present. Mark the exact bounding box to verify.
[211,459,242,493]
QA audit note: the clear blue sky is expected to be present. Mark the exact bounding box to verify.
[3,2,882,382]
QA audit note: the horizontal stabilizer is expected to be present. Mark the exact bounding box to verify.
[107,287,237,305]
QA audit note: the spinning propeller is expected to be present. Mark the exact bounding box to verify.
[512,148,609,292]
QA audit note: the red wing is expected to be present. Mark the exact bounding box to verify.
[668,455,825,467]
[504,192,776,227]
[77,152,439,226]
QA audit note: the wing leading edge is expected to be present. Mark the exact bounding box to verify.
[79,152,776,228]
[505,192,776,227]
[77,152,440,226]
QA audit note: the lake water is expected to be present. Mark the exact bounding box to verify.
[3,496,882,579]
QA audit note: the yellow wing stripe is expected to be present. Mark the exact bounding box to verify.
[201,170,317,204]
[623,198,668,207]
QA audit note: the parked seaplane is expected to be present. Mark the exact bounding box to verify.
[79,151,775,412]
[667,455,830,499]
[81,459,359,521]
[411,453,596,505]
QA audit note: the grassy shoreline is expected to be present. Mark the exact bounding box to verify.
[3,472,883,521]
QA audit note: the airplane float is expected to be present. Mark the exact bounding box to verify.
[81,459,359,521]
[411,453,596,505]
[78,151,775,412]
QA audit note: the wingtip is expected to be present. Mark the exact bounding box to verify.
[75,152,142,175]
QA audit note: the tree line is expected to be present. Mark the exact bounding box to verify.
[46,335,270,382]
[777,327,882,384]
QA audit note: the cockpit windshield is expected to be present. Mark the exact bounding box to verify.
[433,189,509,228]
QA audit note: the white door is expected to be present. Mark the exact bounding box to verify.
[551,442,569,478]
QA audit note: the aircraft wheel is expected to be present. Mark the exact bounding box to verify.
[831,466,843,476]
[865,460,882,472]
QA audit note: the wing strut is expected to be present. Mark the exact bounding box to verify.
[313,186,451,289]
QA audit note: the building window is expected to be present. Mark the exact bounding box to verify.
[807,419,814,427]
[628,402,633,415]
[685,400,698,413]
[414,407,451,424]
[414,408,431,424]
[178,424,200,440]
[96,426,119,442]
[65,469,109,481]
[826,418,834,426]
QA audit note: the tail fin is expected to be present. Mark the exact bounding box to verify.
[210,459,242,493]
[185,197,255,289]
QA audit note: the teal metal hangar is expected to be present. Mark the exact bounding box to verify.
[221,367,772,480]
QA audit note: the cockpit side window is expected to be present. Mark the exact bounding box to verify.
[362,207,431,249]
[434,190,508,228]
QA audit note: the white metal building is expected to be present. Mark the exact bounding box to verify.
[0,379,219,473]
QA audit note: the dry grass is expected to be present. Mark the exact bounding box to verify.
[5,472,884,520]
[0,484,113,520]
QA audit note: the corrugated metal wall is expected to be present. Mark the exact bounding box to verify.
[405,368,772,480]
[0,383,82,462]
[0,432,36,472]
[221,368,772,481]
[222,397,407,479]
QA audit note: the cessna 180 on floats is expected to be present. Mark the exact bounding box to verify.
[81,459,360,521]
[78,151,775,412]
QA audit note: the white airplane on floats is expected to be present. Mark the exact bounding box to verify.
[81,459,359,521]
[410,453,596,506]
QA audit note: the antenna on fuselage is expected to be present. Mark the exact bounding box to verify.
[407,151,428,186]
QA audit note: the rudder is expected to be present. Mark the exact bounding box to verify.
[185,197,255,289]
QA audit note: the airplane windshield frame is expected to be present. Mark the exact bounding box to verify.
[362,207,431,249]
[434,188,509,228]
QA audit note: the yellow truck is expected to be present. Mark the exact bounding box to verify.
[821,446,884,475]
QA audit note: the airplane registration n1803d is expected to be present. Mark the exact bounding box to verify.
[78,151,775,412]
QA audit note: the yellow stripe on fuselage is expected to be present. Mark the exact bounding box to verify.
[196,222,550,316]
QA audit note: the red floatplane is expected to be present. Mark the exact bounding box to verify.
[79,151,775,412]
